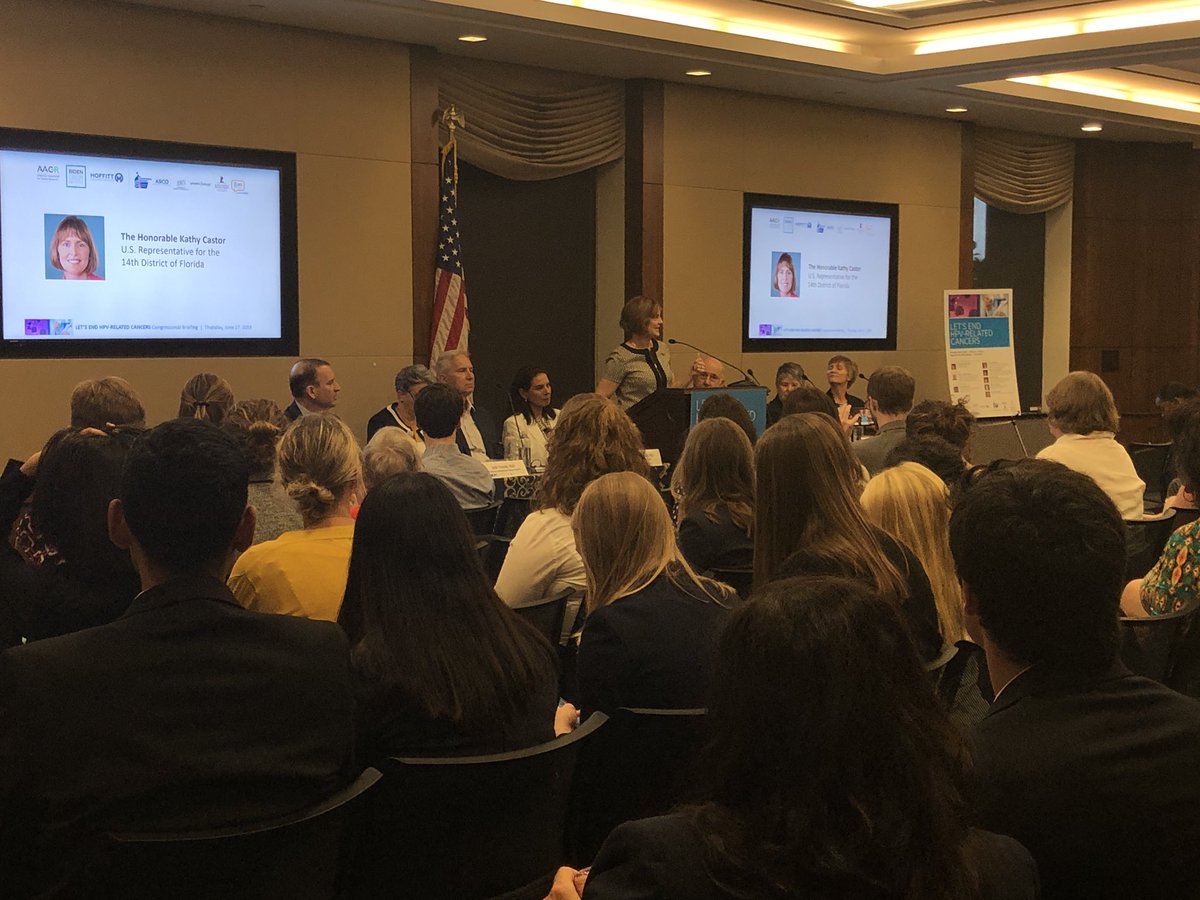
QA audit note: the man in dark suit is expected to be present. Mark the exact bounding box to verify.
[950,459,1200,900]
[284,357,341,421]
[435,349,501,459]
[0,419,356,898]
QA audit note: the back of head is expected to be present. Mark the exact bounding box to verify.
[693,575,969,898]
[178,373,234,425]
[120,419,249,574]
[867,366,915,415]
[70,376,146,429]
[697,393,755,444]
[906,399,974,452]
[414,382,463,439]
[884,435,968,487]
[673,417,754,536]
[538,394,650,515]
[781,386,838,420]
[1046,370,1119,435]
[277,414,361,526]
[1156,381,1197,407]
[288,357,329,400]
[33,427,143,576]
[862,462,964,642]
[361,428,421,491]
[949,458,1124,672]
[339,471,554,728]
[222,399,288,477]
[1167,398,1200,491]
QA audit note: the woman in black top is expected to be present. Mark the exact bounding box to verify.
[671,417,754,576]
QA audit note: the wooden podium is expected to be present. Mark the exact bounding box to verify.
[625,389,693,466]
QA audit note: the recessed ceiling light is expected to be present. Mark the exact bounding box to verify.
[1081,122,1104,132]
[686,69,712,77]
[945,106,968,113]
[458,34,488,43]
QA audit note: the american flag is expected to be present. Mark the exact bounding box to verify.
[430,138,468,360]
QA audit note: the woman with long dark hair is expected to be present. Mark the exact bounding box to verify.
[338,472,559,760]
[502,366,558,470]
[549,577,1037,899]
[670,417,754,573]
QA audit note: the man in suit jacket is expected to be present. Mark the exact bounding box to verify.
[0,419,356,898]
[950,459,1200,900]
[285,357,341,421]
[435,349,501,459]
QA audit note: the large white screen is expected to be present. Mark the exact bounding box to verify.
[0,148,282,341]
[746,205,893,342]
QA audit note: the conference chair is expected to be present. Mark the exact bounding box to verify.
[566,707,709,864]
[1012,415,1054,457]
[1120,602,1199,685]
[351,713,608,900]
[512,588,572,646]
[87,767,381,900]
[1129,442,1173,511]
[465,501,503,537]
[969,419,1026,466]
[1125,508,1178,581]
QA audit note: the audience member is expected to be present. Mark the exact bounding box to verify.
[414,383,494,510]
[178,372,234,425]
[765,361,804,427]
[755,413,942,664]
[884,434,969,487]
[1155,380,1197,409]
[285,357,341,421]
[696,392,755,445]
[574,472,735,716]
[435,350,501,459]
[337,472,558,761]
[0,427,142,649]
[670,418,754,575]
[222,399,303,543]
[853,365,914,476]
[366,364,436,446]
[361,428,421,493]
[0,419,354,897]
[228,414,361,620]
[549,577,1037,900]
[1036,371,1143,518]
[689,356,725,389]
[906,398,974,458]
[503,366,558,469]
[825,354,866,411]
[1124,398,1200,615]
[69,375,146,429]
[951,459,1200,899]
[781,384,839,420]
[596,296,700,408]
[495,394,650,609]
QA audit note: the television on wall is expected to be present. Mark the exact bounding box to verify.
[742,193,899,353]
[0,127,298,358]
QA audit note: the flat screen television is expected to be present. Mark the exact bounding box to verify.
[742,193,899,353]
[0,127,298,358]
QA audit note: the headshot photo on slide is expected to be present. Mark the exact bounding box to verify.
[770,251,799,298]
[45,213,105,281]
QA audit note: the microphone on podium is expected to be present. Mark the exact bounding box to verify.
[666,339,758,386]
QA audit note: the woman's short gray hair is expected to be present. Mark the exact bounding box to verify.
[362,429,422,491]
[395,365,437,394]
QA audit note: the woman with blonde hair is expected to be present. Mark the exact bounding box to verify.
[574,471,735,716]
[228,413,362,621]
[495,394,651,609]
[861,462,966,642]
[1037,371,1144,518]
[178,373,234,425]
[671,418,754,574]
[754,413,943,664]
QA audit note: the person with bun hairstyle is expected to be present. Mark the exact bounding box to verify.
[179,373,234,426]
[222,400,302,543]
[228,414,362,621]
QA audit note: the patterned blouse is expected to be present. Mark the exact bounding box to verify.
[1141,519,1200,615]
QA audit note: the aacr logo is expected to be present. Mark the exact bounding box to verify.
[37,165,59,174]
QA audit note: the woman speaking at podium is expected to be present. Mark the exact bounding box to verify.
[595,296,701,409]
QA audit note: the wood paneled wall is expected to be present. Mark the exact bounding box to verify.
[1071,141,1200,443]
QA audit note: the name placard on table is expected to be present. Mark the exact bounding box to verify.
[483,459,530,478]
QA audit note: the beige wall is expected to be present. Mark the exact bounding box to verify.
[661,84,963,400]
[0,0,413,459]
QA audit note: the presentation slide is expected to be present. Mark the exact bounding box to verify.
[0,148,282,341]
[745,204,893,342]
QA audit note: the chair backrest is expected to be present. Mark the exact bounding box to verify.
[1125,508,1178,580]
[1012,415,1053,457]
[351,712,608,900]
[1120,604,1199,684]
[705,566,753,600]
[970,420,1026,465]
[1130,442,1173,507]
[566,707,709,865]
[513,588,572,645]
[89,768,380,900]
[465,501,503,537]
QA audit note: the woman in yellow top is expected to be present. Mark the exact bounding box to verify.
[229,413,361,621]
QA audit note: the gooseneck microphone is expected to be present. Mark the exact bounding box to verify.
[498,381,530,466]
[666,339,755,386]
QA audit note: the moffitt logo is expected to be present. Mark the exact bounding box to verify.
[90,171,124,183]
